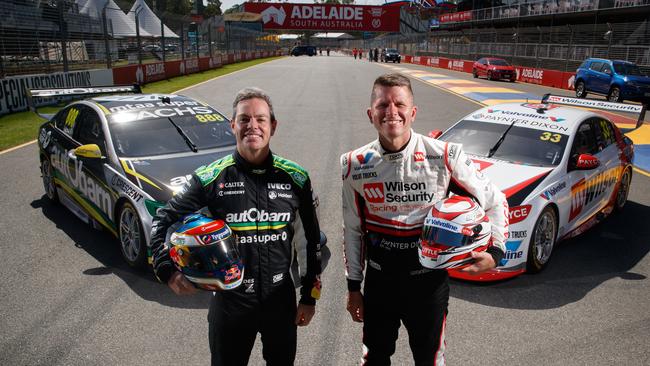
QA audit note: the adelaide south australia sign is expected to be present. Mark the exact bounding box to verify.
[242,3,400,32]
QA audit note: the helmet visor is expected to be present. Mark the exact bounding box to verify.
[172,236,241,275]
[421,225,473,248]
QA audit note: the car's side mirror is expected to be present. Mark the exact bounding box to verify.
[573,153,600,170]
[74,144,103,159]
[428,130,443,139]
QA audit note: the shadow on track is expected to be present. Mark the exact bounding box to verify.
[451,201,650,310]
[31,196,212,309]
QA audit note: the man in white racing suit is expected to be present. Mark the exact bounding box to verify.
[341,73,509,365]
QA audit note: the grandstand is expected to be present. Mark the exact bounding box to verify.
[385,0,650,73]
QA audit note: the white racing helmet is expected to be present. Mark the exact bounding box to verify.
[418,196,491,270]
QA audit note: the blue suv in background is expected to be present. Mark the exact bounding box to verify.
[575,58,650,103]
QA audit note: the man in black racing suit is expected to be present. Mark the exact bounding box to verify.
[150,87,323,366]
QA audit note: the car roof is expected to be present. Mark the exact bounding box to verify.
[460,102,604,134]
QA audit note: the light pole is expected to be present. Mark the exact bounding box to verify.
[134,5,143,65]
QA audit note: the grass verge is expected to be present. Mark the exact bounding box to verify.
[0,56,283,152]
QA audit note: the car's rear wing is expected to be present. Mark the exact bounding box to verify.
[541,94,647,129]
[25,84,142,120]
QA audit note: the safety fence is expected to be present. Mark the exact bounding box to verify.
[0,0,282,78]
[344,19,650,75]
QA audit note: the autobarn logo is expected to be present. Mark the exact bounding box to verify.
[569,167,620,222]
[50,146,113,214]
[363,182,435,204]
[226,208,291,223]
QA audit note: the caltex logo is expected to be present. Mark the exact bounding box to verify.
[363,183,384,203]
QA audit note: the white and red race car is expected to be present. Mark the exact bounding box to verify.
[433,95,644,281]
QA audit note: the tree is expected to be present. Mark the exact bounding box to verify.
[204,0,222,17]
[224,4,242,14]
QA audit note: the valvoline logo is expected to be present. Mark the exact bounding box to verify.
[548,116,565,122]
[500,240,523,266]
[357,152,374,164]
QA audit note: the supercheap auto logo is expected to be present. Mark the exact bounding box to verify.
[362,182,435,204]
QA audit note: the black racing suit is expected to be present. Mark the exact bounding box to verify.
[151,150,322,366]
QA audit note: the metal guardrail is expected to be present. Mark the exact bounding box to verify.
[0,0,281,77]
[343,18,650,74]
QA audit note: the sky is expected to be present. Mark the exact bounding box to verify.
[217,0,393,13]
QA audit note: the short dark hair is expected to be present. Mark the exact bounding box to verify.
[232,87,276,122]
[370,73,413,105]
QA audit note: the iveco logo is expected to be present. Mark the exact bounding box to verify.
[268,183,291,190]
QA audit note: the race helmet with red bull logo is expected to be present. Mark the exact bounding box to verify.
[169,214,243,291]
[418,196,491,270]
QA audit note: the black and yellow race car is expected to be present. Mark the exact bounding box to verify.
[31,86,236,268]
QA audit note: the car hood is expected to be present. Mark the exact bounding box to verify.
[120,148,235,202]
[624,74,650,84]
[468,157,554,207]
[490,65,515,71]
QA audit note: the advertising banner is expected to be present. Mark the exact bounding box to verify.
[440,11,472,23]
[243,3,400,32]
[0,69,113,115]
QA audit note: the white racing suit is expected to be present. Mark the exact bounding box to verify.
[341,131,508,365]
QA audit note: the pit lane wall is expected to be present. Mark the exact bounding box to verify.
[403,55,576,91]
[0,51,284,116]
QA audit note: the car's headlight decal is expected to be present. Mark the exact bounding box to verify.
[120,159,162,191]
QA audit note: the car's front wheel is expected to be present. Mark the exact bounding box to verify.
[614,168,632,212]
[608,86,623,103]
[472,69,478,78]
[527,206,557,273]
[575,81,587,98]
[487,71,493,80]
[41,158,59,203]
[119,201,147,268]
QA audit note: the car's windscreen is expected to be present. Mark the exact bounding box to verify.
[387,49,398,53]
[108,114,235,157]
[439,119,567,166]
[613,63,643,76]
[489,59,509,66]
